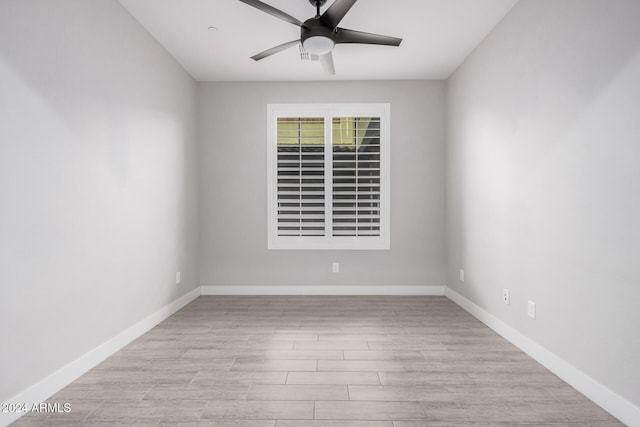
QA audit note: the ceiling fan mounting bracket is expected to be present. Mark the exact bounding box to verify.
[307,0,327,7]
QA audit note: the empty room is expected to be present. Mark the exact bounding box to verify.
[1,0,639,425]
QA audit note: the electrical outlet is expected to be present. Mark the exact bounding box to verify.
[332,262,339,273]
[502,289,510,305]
[175,271,181,285]
[528,300,536,319]
[459,269,465,282]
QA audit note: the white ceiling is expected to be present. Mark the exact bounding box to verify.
[117,0,518,82]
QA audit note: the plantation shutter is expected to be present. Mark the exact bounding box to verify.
[332,117,381,236]
[276,117,325,236]
[268,104,389,250]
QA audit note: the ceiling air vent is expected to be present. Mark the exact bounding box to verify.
[299,44,318,61]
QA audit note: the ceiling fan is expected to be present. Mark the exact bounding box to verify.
[238,0,402,75]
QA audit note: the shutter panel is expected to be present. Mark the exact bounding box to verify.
[332,117,381,237]
[276,117,325,236]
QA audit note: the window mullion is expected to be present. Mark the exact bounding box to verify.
[355,117,359,237]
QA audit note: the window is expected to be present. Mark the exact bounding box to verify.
[267,104,390,250]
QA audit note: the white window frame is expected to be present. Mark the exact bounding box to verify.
[267,103,390,250]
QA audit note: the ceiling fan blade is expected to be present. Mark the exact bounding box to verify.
[335,27,402,46]
[319,52,336,75]
[238,0,303,27]
[251,40,300,61]
[319,0,358,29]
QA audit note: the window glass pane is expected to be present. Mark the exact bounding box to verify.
[278,117,324,145]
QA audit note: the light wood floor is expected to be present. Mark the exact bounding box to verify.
[13,296,622,426]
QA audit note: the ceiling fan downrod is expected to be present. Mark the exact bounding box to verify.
[309,0,327,17]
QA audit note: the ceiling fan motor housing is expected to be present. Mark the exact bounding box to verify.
[301,17,336,44]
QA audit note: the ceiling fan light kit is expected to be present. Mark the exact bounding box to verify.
[302,36,334,55]
[238,0,402,75]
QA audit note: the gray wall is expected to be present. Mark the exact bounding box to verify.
[0,0,199,401]
[199,81,446,287]
[446,0,640,407]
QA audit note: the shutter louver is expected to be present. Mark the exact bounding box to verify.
[277,117,325,236]
[332,117,381,237]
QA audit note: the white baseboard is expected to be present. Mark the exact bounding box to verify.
[1,287,201,427]
[201,284,445,296]
[444,286,640,427]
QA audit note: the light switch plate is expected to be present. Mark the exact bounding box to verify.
[528,300,536,319]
